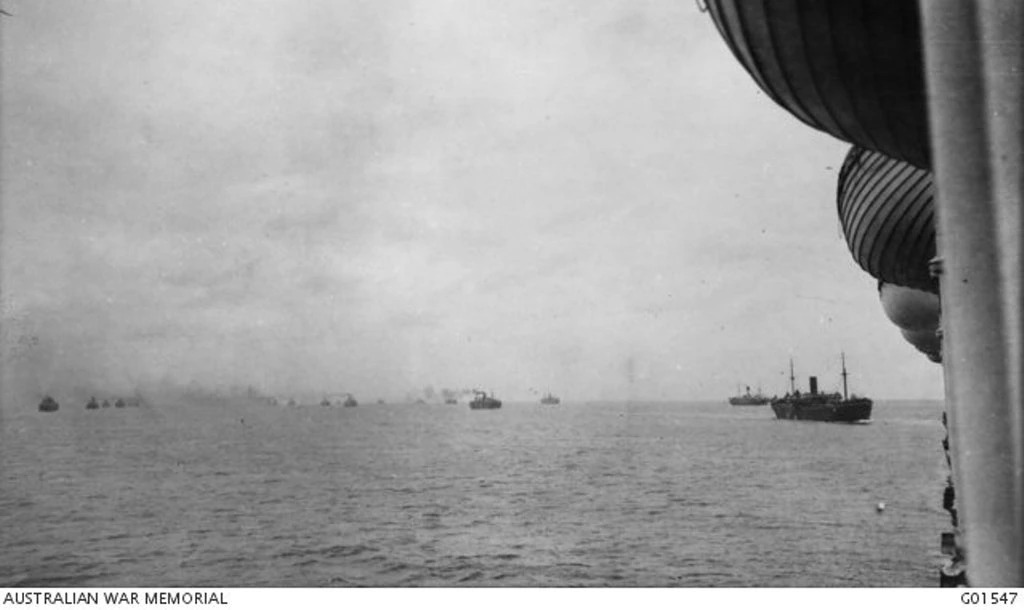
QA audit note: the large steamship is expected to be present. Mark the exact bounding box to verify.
[770,355,872,423]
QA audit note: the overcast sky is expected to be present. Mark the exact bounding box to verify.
[0,0,944,404]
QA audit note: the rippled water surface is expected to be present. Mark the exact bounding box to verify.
[0,399,948,586]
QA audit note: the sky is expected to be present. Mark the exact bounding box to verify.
[0,0,945,405]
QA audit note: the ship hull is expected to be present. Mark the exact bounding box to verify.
[771,398,872,423]
[469,401,501,409]
[729,397,769,406]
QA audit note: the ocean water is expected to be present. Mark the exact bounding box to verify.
[0,398,949,587]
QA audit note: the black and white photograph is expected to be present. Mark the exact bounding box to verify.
[2,0,1022,598]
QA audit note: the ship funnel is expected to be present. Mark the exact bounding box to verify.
[809,376,818,395]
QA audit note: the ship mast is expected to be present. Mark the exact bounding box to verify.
[789,358,795,394]
[841,352,849,400]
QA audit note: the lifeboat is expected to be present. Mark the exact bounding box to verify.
[837,147,936,293]
[705,0,930,169]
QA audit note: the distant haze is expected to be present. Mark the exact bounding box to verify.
[0,0,944,407]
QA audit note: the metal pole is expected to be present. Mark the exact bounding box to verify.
[842,353,848,400]
[920,0,1024,585]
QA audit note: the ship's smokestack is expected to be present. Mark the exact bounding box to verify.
[809,376,818,395]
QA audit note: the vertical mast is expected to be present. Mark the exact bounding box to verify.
[789,358,795,393]
[841,352,849,400]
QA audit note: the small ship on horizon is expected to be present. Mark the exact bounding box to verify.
[540,392,560,405]
[728,385,769,406]
[469,390,501,410]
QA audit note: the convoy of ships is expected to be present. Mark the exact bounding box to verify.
[318,394,359,408]
[38,394,143,412]
[36,358,870,423]
[729,354,873,423]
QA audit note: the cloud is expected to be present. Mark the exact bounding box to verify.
[1,1,944,405]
